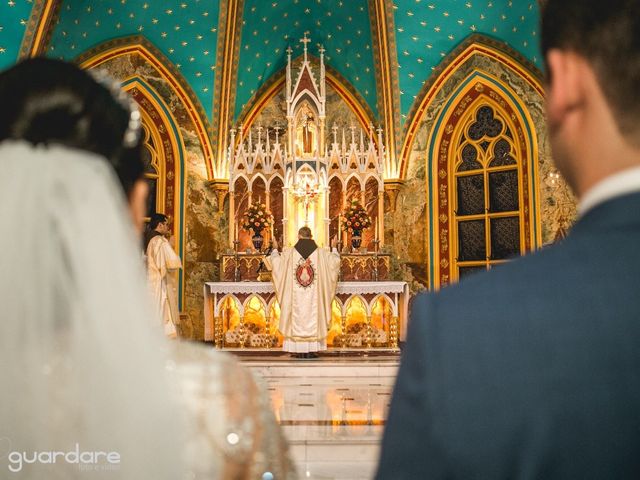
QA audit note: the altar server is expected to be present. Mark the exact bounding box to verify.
[145,213,182,338]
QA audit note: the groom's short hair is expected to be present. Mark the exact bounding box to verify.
[542,0,640,140]
[298,226,312,238]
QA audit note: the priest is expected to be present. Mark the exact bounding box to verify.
[267,227,341,358]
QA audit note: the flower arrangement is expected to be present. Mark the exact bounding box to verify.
[242,202,273,234]
[341,199,372,236]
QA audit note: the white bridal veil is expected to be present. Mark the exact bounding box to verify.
[0,141,184,478]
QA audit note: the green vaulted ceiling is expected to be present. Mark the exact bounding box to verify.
[2,1,542,127]
[0,0,37,70]
[48,0,220,119]
[394,0,541,120]
[235,0,378,120]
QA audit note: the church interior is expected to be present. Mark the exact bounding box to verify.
[1,0,575,477]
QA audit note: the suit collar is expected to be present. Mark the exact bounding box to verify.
[578,166,640,216]
[571,190,640,235]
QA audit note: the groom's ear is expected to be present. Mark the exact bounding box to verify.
[129,179,149,236]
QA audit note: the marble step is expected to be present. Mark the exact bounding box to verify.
[240,355,400,378]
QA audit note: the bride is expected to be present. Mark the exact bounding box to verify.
[0,58,294,479]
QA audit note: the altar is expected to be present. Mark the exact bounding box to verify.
[203,281,408,350]
[204,35,408,352]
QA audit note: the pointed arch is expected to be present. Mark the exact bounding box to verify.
[234,55,378,150]
[75,37,215,180]
[371,293,396,316]
[332,297,345,317]
[218,294,244,317]
[426,71,540,289]
[267,173,285,190]
[250,172,268,193]
[119,78,187,311]
[243,294,268,313]
[399,35,543,180]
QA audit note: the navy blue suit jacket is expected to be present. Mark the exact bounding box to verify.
[376,192,640,479]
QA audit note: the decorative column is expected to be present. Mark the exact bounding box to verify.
[384,179,404,212]
[390,316,399,349]
[366,315,373,348]
[377,183,385,246]
[239,315,246,348]
[341,315,348,348]
[282,185,289,246]
[324,184,330,246]
[265,313,271,348]
[214,316,223,348]
[228,184,236,247]
[211,0,244,179]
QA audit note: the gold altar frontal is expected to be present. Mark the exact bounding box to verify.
[203,280,408,351]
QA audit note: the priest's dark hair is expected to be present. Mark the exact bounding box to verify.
[143,213,169,252]
[298,226,312,238]
[0,57,144,197]
[541,0,640,140]
[149,213,168,231]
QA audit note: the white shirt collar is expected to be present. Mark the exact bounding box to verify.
[578,166,640,216]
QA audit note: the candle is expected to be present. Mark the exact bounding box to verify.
[338,216,342,242]
[234,221,238,242]
[375,221,378,242]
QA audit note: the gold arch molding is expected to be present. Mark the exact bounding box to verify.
[426,71,541,289]
[77,40,215,181]
[121,78,187,309]
[400,37,544,181]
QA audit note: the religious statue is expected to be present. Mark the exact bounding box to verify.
[295,104,317,157]
[302,113,314,154]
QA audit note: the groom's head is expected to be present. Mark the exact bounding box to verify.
[298,227,312,239]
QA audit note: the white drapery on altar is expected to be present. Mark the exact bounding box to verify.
[203,281,409,349]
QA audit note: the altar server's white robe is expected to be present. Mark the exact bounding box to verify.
[268,246,340,352]
[147,235,182,338]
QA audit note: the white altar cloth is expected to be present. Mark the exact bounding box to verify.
[203,281,410,346]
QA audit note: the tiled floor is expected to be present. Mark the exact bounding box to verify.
[242,354,399,480]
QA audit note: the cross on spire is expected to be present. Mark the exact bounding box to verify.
[300,33,310,61]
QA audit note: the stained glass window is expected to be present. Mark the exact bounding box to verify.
[141,123,162,218]
[453,104,522,279]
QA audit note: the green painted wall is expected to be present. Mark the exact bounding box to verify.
[236,0,378,120]
[0,0,36,71]
[393,0,541,121]
[48,0,220,119]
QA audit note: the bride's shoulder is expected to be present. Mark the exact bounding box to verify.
[165,341,297,479]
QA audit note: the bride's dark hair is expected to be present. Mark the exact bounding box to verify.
[0,57,144,197]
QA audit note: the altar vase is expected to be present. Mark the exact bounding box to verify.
[267,227,340,357]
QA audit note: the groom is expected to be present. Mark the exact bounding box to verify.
[377,0,640,478]
[267,227,340,358]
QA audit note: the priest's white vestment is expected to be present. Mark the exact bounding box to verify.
[268,243,340,352]
[147,235,182,337]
